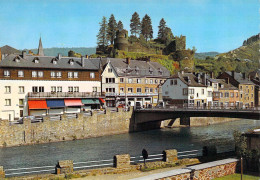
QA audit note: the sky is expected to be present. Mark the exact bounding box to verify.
[0,0,258,53]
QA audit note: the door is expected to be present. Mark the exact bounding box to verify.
[20,110,23,117]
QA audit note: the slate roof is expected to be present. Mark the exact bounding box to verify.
[0,54,100,70]
[1,45,21,54]
[169,72,207,87]
[226,71,254,85]
[101,58,170,78]
[214,79,238,90]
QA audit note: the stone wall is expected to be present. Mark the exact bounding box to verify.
[0,108,133,147]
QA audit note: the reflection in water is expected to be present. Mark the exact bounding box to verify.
[0,119,259,169]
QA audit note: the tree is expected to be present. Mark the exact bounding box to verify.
[130,12,141,37]
[157,18,166,40]
[117,21,124,31]
[97,16,108,47]
[107,14,117,45]
[164,27,174,46]
[141,14,153,41]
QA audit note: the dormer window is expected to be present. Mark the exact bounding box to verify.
[149,67,153,75]
[158,68,163,75]
[69,59,74,65]
[14,56,20,62]
[135,66,139,73]
[221,84,224,88]
[52,58,58,64]
[33,57,39,63]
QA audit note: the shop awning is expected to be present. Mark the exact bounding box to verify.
[92,99,100,104]
[99,98,105,103]
[82,99,94,104]
[46,99,65,108]
[64,99,83,106]
[28,100,48,109]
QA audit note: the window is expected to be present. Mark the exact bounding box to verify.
[174,80,177,85]
[183,88,188,95]
[208,91,212,97]
[57,72,62,78]
[68,72,73,78]
[32,71,37,77]
[214,84,217,89]
[90,72,95,79]
[38,71,43,77]
[106,88,115,93]
[51,86,56,93]
[251,94,253,98]
[145,87,149,93]
[18,70,24,77]
[57,86,62,92]
[19,99,24,106]
[93,87,97,92]
[74,86,79,92]
[5,99,11,106]
[230,93,234,97]
[197,93,199,97]
[120,78,124,83]
[145,79,148,84]
[68,86,73,92]
[188,89,194,95]
[137,79,141,83]
[120,87,124,93]
[155,88,158,93]
[137,88,142,93]
[220,92,223,97]
[150,88,153,93]
[19,86,24,93]
[128,88,133,93]
[106,78,115,83]
[74,72,78,78]
[150,79,153,84]
[225,92,229,97]
[155,79,158,84]
[4,70,10,77]
[202,89,205,95]
[236,93,238,97]
[189,100,194,106]
[51,71,56,77]
[5,86,11,93]
[240,86,242,90]
[251,86,253,90]
[108,68,112,73]
[34,59,39,63]
[32,86,38,93]
[39,86,44,92]
[170,80,174,85]
[128,78,133,83]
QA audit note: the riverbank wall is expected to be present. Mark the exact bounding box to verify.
[0,108,132,147]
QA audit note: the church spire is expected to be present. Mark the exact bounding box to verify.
[37,37,44,56]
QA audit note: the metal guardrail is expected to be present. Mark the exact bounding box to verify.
[5,165,55,177]
[28,92,105,98]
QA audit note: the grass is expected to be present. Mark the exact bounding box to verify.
[214,173,260,180]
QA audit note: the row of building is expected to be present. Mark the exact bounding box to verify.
[0,39,259,121]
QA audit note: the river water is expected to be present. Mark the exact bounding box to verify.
[0,119,259,170]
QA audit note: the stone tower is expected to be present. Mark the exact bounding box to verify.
[114,29,129,51]
[37,37,44,56]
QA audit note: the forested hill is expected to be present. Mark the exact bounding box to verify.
[194,52,219,60]
[23,47,96,57]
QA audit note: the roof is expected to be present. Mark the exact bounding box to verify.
[169,72,207,87]
[0,45,21,54]
[226,71,254,85]
[101,58,170,78]
[0,54,100,70]
[214,79,238,90]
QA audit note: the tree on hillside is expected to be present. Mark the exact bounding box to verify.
[141,14,153,41]
[107,14,117,45]
[97,16,108,47]
[130,12,141,37]
[157,18,166,40]
[117,21,124,31]
[164,27,174,45]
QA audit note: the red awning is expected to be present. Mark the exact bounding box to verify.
[28,100,48,109]
[64,99,83,106]
[99,98,105,103]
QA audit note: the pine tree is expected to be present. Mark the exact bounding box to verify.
[130,12,141,37]
[164,27,174,45]
[117,21,124,31]
[107,14,117,45]
[97,16,108,47]
[157,18,166,40]
[141,14,153,41]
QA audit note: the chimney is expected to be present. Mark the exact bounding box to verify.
[198,74,201,83]
[81,56,85,67]
[22,50,26,59]
[225,77,229,84]
[58,53,61,60]
[231,71,235,77]
[242,72,246,79]
[126,57,131,65]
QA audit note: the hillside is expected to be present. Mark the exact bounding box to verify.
[23,47,96,57]
[195,52,219,60]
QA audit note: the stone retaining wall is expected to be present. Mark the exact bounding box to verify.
[0,108,132,147]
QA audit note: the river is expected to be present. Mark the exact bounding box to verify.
[0,119,259,170]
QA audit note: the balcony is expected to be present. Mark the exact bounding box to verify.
[28,92,105,99]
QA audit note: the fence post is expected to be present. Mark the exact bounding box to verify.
[0,166,5,178]
[55,160,73,174]
[113,154,130,168]
[163,149,178,163]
